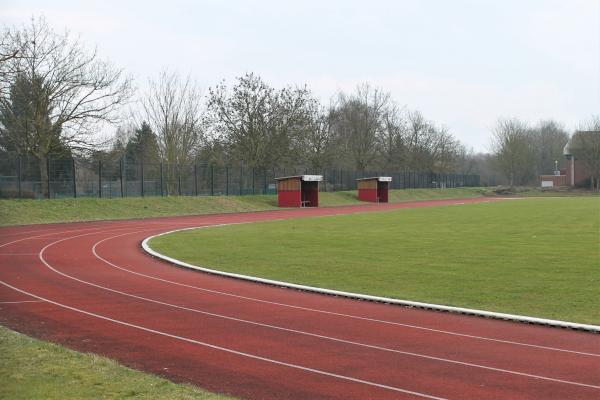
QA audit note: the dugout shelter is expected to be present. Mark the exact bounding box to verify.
[275,175,323,208]
[356,177,392,203]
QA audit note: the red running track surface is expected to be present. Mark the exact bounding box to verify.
[0,197,599,399]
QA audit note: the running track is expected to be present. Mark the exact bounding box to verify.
[1,197,599,399]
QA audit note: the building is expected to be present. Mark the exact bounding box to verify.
[563,131,597,187]
[356,177,392,202]
[275,175,323,207]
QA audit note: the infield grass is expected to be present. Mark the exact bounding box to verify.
[150,197,600,325]
[0,325,235,400]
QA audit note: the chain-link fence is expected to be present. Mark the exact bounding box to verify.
[0,155,480,199]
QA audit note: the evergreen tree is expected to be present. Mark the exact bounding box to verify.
[0,73,70,158]
[125,122,161,164]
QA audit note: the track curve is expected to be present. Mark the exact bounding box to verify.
[1,197,599,400]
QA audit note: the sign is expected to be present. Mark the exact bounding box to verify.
[541,181,554,188]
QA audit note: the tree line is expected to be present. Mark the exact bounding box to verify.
[491,117,600,188]
[105,71,472,175]
[1,17,598,192]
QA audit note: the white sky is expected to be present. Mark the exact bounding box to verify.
[1,0,599,151]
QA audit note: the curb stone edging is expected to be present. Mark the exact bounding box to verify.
[141,225,600,333]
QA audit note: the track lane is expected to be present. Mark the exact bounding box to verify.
[35,229,599,390]
[2,263,597,400]
[1,197,599,399]
[93,229,600,355]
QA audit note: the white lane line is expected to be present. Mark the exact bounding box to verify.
[102,231,600,358]
[0,300,43,304]
[0,228,50,237]
[41,229,600,390]
[0,226,104,249]
[4,218,597,362]
[0,221,182,250]
[0,280,446,400]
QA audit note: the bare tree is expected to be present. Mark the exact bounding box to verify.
[432,126,462,173]
[0,25,24,97]
[330,83,391,171]
[530,120,569,175]
[206,73,312,169]
[291,98,333,171]
[377,103,406,171]
[491,118,534,186]
[404,111,438,171]
[455,146,476,175]
[570,116,600,190]
[141,70,204,192]
[468,152,505,186]
[0,16,133,196]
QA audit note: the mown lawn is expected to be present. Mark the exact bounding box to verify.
[0,326,235,400]
[0,187,487,226]
[150,197,600,325]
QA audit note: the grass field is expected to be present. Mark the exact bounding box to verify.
[0,187,486,226]
[150,197,600,325]
[0,326,235,400]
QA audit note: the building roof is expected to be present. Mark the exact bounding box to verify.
[563,141,571,156]
[274,175,323,182]
[356,176,392,182]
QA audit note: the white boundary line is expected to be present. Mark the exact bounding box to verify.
[94,232,600,357]
[142,225,600,333]
[32,229,600,390]
[0,300,43,304]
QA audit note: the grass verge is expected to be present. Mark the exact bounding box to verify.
[0,325,235,400]
[0,188,487,226]
[150,197,600,325]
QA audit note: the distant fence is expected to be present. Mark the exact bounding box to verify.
[0,156,480,199]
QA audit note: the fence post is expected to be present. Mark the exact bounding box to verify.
[194,164,198,196]
[331,168,336,191]
[72,158,77,198]
[178,165,182,196]
[225,166,229,196]
[98,160,102,198]
[46,157,51,199]
[119,158,124,197]
[263,169,267,194]
[160,162,164,197]
[240,165,243,195]
[210,165,214,196]
[17,156,22,199]
[141,161,145,197]
[252,167,255,195]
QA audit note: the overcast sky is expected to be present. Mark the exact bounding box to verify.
[1,0,599,151]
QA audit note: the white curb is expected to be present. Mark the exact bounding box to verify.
[142,225,600,333]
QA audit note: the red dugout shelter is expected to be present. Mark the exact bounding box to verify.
[275,175,323,208]
[356,177,392,203]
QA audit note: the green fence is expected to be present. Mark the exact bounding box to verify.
[0,156,480,199]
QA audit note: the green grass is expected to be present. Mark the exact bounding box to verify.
[0,188,487,226]
[0,325,235,400]
[489,186,600,197]
[150,197,600,325]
